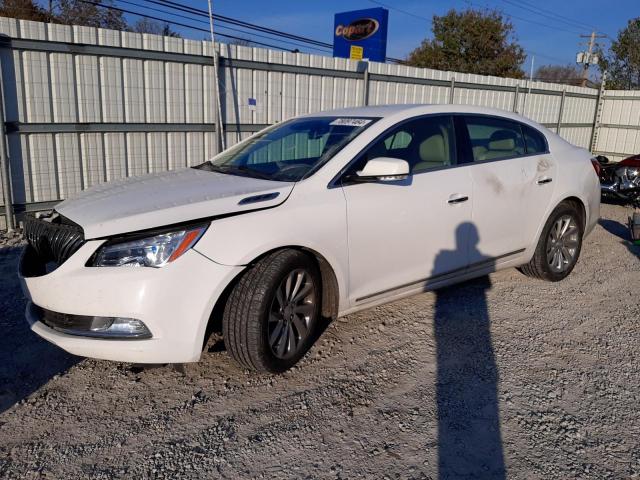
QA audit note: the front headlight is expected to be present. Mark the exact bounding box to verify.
[92,224,208,268]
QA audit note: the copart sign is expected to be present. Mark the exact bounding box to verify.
[333,7,388,62]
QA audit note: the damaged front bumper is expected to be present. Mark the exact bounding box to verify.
[19,240,243,363]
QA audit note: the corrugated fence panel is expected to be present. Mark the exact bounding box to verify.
[76,55,101,122]
[27,133,56,202]
[103,132,126,181]
[123,58,145,122]
[80,132,104,188]
[559,127,592,149]
[144,60,165,122]
[126,132,147,177]
[596,91,640,158]
[55,133,81,199]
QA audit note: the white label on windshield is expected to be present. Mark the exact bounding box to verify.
[330,118,372,127]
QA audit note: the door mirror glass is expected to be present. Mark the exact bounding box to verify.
[356,157,410,181]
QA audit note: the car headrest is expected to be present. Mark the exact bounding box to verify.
[488,130,517,151]
[419,133,446,164]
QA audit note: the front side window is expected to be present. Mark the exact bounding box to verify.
[197,116,378,182]
[357,115,456,174]
[463,116,526,162]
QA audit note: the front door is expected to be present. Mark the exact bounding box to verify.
[341,115,473,305]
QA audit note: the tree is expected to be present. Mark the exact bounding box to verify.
[534,64,582,85]
[228,38,253,47]
[56,0,127,30]
[406,8,526,78]
[598,18,640,89]
[0,0,52,22]
[132,17,180,37]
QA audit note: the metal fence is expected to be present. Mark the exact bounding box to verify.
[593,90,640,163]
[0,16,633,230]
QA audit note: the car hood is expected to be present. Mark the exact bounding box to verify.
[55,168,294,239]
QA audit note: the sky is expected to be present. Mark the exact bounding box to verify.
[94,1,639,71]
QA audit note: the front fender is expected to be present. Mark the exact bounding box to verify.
[194,185,350,312]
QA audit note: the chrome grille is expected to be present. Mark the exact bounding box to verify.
[23,213,85,267]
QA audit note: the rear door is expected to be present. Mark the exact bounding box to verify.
[519,124,558,243]
[458,115,556,264]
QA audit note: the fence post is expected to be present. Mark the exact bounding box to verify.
[512,84,519,113]
[358,61,369,106]
[589,71,607,153]
[449,78,455,104]
[0,57,14,231]
[556,89,566,136]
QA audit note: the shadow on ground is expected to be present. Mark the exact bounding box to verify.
[0,247,79,414]
[432,224,506,479]
[598,218,640,259]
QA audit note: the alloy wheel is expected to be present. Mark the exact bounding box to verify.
[268,269,317,359]
[546,214,580,273]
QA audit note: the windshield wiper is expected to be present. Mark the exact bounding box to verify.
[197,162,274,181]
[230,165,274,181]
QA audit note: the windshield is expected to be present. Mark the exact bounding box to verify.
[195,116,378,182]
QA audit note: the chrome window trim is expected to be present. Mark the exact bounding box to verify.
[330,112,551,189]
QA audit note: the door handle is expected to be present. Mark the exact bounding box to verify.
[537,177,553,185]
[448,195,469,204]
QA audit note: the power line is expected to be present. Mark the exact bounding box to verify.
[148,1,403,63]
[461,0,609,41]
[524,50,570,65]
[121,0,332,53]
[366,0,431,23]
[78,0,297,51]
[153,0,333,49]
[498,0,589,35]
[502,0,600,33]
[465,0,584,36]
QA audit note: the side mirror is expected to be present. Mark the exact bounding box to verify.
[355,157,410,182]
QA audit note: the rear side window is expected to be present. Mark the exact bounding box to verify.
[463,116,526,162]
[522,125,548,154]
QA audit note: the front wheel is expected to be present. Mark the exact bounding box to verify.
[519,202,584,282]
[222,250,321,373]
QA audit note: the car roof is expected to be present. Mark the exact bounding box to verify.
[303,104,542,127]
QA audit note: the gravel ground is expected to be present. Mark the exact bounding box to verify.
[0,203,639,479]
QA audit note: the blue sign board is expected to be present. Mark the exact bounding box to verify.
[333,7,388,62]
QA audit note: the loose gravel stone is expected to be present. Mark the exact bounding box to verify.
[0,204,639,479]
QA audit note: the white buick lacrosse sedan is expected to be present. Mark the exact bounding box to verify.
[20,105,600,373]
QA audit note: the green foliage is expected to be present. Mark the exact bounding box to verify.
[406,8,526,78]
[0,0,128,30]
[599,18,640,89]
[0,0,52,22]
[56,0,126,30]
[132,17,181,38]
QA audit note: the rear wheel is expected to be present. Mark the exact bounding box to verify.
[519,202,583,282]
[222,250,321,373]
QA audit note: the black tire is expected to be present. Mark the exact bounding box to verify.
[222,249,322,373]
[519,201,584,282]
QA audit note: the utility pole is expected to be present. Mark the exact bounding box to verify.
[577,31,607,87]
[522,55,534,116]
[207,0,226,153]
